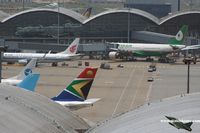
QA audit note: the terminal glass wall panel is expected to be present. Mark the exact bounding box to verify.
[159,13,200,38]
[0,11,82,37]
[124,4,171,18]
[82,12,157,42]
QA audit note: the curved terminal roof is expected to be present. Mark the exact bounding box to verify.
[1,7,86,23]
[0,84,90,133]
[160,10,200,25]
[83,8,160,25]
[1,8,200,27]
[88,93,200,133]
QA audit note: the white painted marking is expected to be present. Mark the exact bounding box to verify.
[146,82,153,102]
[112,68,135,117]
[104,81,114,84]
[129,69,145,110]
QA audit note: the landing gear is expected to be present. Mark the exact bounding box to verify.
[146,57,154,62]
[52,62,58,67]
[158,57,176,63]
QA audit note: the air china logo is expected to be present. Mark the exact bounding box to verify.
[24,68,32,76]
[69,45,77,53]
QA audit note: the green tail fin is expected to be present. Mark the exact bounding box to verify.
[169,25,188,45]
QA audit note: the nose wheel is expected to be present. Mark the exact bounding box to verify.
[52,62,58,67]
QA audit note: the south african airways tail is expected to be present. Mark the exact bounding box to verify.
[51,67,100,110]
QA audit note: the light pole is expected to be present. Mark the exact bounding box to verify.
[127,8,130,43]
[184,57,193,94]
[22,0,24,11]
[57,1,60,45]
[0,45,7,83]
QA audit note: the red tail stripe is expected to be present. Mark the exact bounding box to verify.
[78,68,98,78]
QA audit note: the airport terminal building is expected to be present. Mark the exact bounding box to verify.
[0,6,200,55]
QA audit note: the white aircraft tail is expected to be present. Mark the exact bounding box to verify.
[9,58,37,80]
[58,38,80,54]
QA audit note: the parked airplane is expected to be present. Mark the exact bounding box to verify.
[51,67,100,110]
[17,73,40,92]
[165,116,193,132]
[2,58,37,85]
[3,38,80,66]
[109,25,196,62]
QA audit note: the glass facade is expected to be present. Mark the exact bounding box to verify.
[0,11,81,37]
[82,12,158,42]
[159,13,200,38]
[1,9,200,43]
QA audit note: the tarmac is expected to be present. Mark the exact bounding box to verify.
[2,59,200,124]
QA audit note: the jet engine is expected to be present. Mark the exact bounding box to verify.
[18,59,28,65]
[109,51,119,59]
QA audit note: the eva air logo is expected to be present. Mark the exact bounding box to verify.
[69,45,77,53]
[176,31,183,41]
[24,68,32,76]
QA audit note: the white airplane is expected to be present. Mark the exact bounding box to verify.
[2,58,37,86]
[109,25,200,61]
[51,67,100,110]
[3,38,80,66]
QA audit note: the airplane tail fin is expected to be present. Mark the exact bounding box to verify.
[58,38,80,54]
[9,58,37,80]
[82,7,92,18]
[169,25,188,45]
[17,73,40,91]
[52,67,98,102]
[185,122,193,128]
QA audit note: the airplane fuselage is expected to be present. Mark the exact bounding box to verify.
[117,43,185,57]
[3,52,78,63]
[1,79,21,86]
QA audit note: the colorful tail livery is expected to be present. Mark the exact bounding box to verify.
[58,38,80,54]
[82,7,92,18]
[2,58,37,86]
[17,73,40,92]
[9,58,37,80]
[52,67,100,110]
[169,25,188,45]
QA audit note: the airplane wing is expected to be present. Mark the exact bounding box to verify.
[68,53,84,57]
[84,98,101,104]
[110,48,119,51]
[182,45,200,50]
[169,45,181,50]
[185,122,193,128]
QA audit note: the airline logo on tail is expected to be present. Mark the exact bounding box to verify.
[58,38,80,54]
[70,68,97,100]
[169,25,188,45]
[52,68,98,102]
[24,68,32,76]
[176,30,183,41]
[69,45,77,53]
